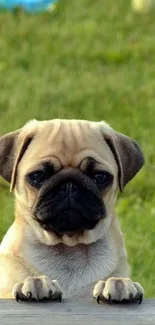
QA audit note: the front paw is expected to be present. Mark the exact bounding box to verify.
[12,275,62,302]
[93,277,144,304]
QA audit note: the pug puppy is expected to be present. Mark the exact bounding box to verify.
[0,119,144,303]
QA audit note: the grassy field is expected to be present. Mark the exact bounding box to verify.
[0,0,155,297]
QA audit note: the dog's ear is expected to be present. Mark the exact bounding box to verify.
[104,131,144,192]
[0,122,36,191]
[0,130,20,184]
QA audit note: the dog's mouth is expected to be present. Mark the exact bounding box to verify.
[32,168,106,236]
[35,206,102,236]
[36,211,100,237]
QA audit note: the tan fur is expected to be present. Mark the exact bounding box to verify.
[0,119,144,302]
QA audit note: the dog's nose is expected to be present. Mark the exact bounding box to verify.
[61,182,77,197]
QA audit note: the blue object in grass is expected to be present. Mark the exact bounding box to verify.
[0,0,58,12]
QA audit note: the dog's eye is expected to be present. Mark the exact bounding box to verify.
[26,163,54,189]
[93,171,113,190]
[27,171,46,188]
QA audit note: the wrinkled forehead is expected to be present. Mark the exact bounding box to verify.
[20,120,117,172]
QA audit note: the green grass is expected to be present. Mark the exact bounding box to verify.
[0,0,155,297]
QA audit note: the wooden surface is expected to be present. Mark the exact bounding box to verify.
[0,298,155,325]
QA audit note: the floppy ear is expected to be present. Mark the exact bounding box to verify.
[104,131,144,192]
[0,129,34,192]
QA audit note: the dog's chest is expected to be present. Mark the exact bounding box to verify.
[23,240,117,298]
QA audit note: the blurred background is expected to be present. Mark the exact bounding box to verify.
[0,0,155,297]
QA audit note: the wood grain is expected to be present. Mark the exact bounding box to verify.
[0,299,154,325]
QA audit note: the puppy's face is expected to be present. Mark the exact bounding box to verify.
[0,119,144,246]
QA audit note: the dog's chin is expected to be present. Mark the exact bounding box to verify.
[39,225,88,238]
[32,216,110,247]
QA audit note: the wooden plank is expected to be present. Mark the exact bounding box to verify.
[0,299,155,325]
